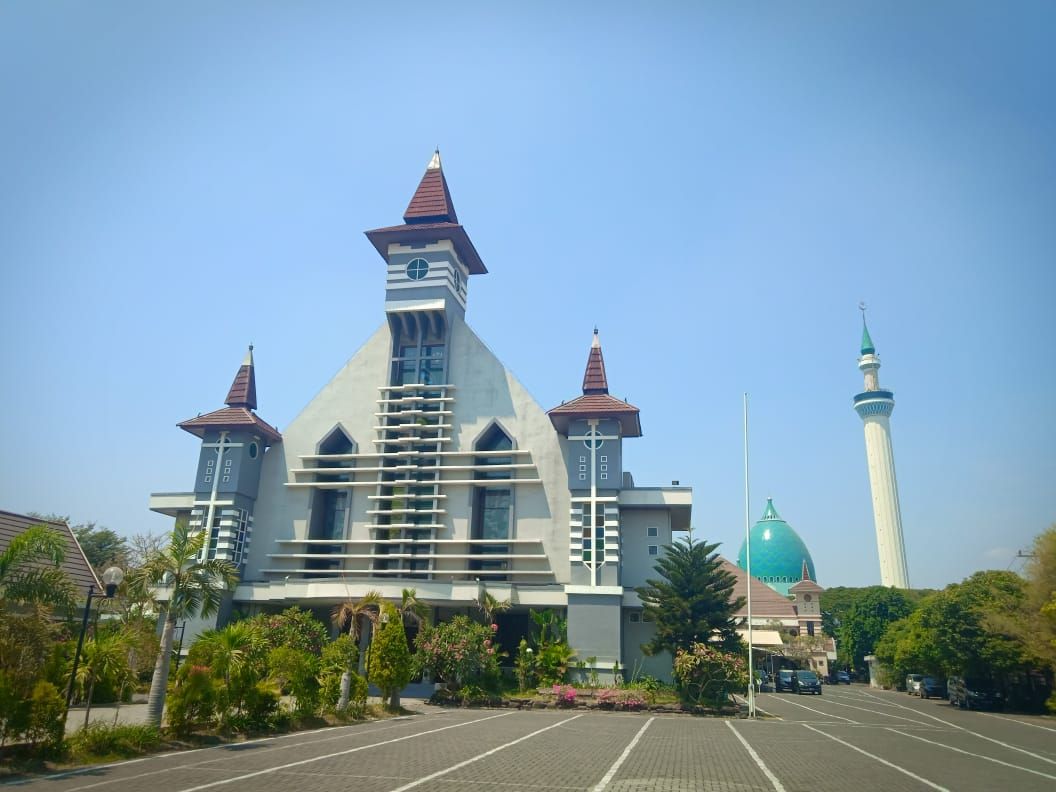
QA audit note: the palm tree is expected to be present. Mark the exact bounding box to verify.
[193,621,265,718]
[398,588,430,627]
[139,519,238,727]
[76,630,133,728]
[475,591,510,625]
[0,524,74,609]
[330,590,381,712]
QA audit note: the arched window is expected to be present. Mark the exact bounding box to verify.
[308,428,355,570]
[471,424,514,580]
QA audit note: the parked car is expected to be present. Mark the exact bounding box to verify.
[906,673,924,695]
[776,669,796,693]
[919,676,946,699]
[835,670,852,685]
[947,676,1003,710]
[793,670,822,695]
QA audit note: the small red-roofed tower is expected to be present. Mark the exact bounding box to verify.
[177,345,280,572]
[549,329,641,590]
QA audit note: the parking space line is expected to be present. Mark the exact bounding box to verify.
[816,697,934,727]
[801,724,949,791]
[851,691,1056,765]
[984,713,1056,733]
[173,711,515,792]
[726,722,787,792]
[52,715,437,792]
[591,716,654,791]
[762,695,858,723]
[387,713,584,792]
[886,728,1056,782]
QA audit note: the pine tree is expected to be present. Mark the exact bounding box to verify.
[636,538,743,657]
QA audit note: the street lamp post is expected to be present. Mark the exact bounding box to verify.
[65,566,125,710]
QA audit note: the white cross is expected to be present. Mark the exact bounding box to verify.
[567,420,619,586]
[199,432,244,560]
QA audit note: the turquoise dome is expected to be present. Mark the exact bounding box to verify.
[736,498,816,596]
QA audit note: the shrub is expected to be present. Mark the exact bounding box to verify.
[248,607,329,655]
[165,665,217,736]
[415,615,500,689]
[319,635,361,714]
[673,643,748,710]
[552,684,577,707]
[26,681,66,755]
[68,723,163,758]
[595,687,645,711]
[369,604,412,710]
[267,646,320,716]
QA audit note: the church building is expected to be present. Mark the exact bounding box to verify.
[149,153,692,680]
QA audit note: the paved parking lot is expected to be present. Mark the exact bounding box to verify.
[7,686,1056,791]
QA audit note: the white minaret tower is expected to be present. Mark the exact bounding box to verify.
[853,307,910,588]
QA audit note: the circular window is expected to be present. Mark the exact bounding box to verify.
[804,593,812,602]
[406,258,429,280]
[249,442,258,459]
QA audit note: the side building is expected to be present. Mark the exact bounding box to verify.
[150,153,691,680]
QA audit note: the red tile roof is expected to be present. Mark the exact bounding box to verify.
[364,155,487,274]
[225,363,256,410]
[583,335,608,394]
[178,407,282,445]
[549,331,641,437]
[720,557,798,620]
[548,394,642,437]
[0,510,102,601]
[403,164,458,224]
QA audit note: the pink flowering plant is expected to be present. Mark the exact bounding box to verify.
[673,642,748,710]
[552,684,578,707]
[596,687,648,711]
[414,615,501,688]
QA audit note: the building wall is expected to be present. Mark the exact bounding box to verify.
[618,507,672,589]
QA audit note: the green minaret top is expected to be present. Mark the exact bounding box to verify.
[860,313,875,356]
[760,497,781,521]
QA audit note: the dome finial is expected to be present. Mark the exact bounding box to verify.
[761,497,780,521]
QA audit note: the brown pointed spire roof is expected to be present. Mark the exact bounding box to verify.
[179,347,282,446]
[364,151,487,275]
[549,330,641,438]
[801,558,812,582]
[582,328,608,394]
[225,345,257,410]
[403,150,458,224]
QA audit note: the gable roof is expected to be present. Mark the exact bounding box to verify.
[0,510,102,600]
[719,556,797,620]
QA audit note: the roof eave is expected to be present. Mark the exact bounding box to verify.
[364,224,487,275]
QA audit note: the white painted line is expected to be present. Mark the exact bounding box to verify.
[59,716,428,792]
[174,711,514,792]
[984,713,1056,733]
[802,725,950,791]
[765,695,858,723]
[852,690,1056,766]
[817,697,934,727]
[388,713,584,792]
[0,758,153,787]
[887,728,1056,782]
[726,722,787,792]
[591,717,654,791]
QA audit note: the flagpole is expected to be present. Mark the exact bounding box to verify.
[744,392,755,718]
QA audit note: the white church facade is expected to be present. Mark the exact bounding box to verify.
[149,153,691,680]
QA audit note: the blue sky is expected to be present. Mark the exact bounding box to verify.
[1,2,1053,589]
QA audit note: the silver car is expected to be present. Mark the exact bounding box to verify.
[906,673,924,695]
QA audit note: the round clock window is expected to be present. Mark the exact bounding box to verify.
[406,258,429,280]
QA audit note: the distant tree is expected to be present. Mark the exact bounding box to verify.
[836,587,915,673]
[636,538,743,658]
[368,603,412,711]
[126,531,167,569]
[138,519,238,728]
[72,524,128,574]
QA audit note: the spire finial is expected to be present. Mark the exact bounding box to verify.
[427,149,441,170]
[859,302,876,355]
[592,327,600,348]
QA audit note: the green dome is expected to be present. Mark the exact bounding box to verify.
[736,498,816,596]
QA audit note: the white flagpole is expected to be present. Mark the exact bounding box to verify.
[744,392,755,718]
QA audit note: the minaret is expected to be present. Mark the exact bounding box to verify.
[852,310,909,588]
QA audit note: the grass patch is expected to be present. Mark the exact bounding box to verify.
[68,723,165,761]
